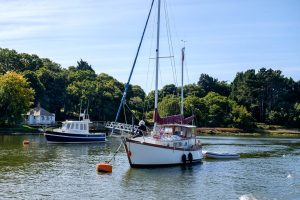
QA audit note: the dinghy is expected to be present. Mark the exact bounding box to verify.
[204,151,240,159]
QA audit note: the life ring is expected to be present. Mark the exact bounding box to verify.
[127,151,132,157]
[182,154,187,165]
[188,153,193,163]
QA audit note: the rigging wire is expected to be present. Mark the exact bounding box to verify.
[166,0,184,52]
[142,8,156,119]
[163,0,178,88]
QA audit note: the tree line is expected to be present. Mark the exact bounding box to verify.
[0,48,300,129]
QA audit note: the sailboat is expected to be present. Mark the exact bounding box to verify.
[114,0,203,167]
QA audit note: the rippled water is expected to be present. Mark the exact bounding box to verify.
[0,134,299,200]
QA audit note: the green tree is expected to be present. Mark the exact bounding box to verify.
[0,71,35,125]
[198,73,230,96]
[231,68,298,125]
[36,67,66,118]
[184,95,208,126]
[158,95,180,117]
[293,102,300,126]
[202,92,231,127]
[230,104,254,130]
[161,84,177,97]
[23,70,45,105]
[0,48,23,74]
[76,59,95,72]
[183,84,205,97]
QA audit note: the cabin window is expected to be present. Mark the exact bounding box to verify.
[83,124,87,130]
[80,124,83,130]
[70,124,74,129]
[76,124,79,129]
[67,123,71,129]
[164,128,173,134]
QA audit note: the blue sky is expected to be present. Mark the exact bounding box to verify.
[1,0,299,92]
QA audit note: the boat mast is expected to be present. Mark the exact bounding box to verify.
[154,0,161,130]
[181,47,185,116]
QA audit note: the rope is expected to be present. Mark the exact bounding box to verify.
[106,142,123,163]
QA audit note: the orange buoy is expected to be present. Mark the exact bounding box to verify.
[23,140,30,145]
[96,162,112,173]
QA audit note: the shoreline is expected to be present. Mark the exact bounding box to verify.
[0,125,40,134]
[197,127,300,138]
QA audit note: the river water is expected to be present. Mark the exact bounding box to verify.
[0,134,299,200]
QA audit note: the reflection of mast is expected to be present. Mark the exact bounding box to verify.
[154,0,161,131]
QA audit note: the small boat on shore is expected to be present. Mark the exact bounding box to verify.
[204,151,240,159]
[44,111,106,143]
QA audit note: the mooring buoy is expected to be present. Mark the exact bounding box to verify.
[96,162,112,173]
[23,140,30,145]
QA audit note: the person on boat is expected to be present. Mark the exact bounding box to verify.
[135,120,147,137]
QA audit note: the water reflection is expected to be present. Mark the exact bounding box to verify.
[0,134,299,200]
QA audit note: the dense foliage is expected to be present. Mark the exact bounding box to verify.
[0,71,34,125]
[0,48,299,129]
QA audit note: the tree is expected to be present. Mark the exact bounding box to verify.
[36,67,66,118]
[158,95,180,117]
[76,59,95,72]
[0,48,23,74]
[230,104,254,130]
[0,71,34,125]
[20,53,43,71]
[184,95,208,126]
[202,92,232,127]
[161,84,177,97]
[23,70,45,105]
[198,73,230,96]
[183,84,205,98]
[231,68,298,125]
[293,102,300,127]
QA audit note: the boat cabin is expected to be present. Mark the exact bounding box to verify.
[61,120,90,133]
[157,124,196,138]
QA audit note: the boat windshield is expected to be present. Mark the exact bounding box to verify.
[62,123,68,130]
[61,121,88,131]
[158,125,196,138]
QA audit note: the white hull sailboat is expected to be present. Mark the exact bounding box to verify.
[123,132,202,167]
[113,0,203,167]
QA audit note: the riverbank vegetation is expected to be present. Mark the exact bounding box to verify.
[0,48,300,132]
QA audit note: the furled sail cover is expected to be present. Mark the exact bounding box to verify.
[153,108,194,124]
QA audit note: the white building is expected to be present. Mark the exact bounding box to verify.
[26,106,55,125]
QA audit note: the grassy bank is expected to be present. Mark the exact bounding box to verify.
[197,124,300,137]
[0,125,39,134]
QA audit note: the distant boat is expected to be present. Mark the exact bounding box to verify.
[204,152,240,159]
[44,110,106,143]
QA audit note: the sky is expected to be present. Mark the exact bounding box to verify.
[1,0,300,92]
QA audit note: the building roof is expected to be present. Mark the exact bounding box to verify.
[26,106,55,116]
